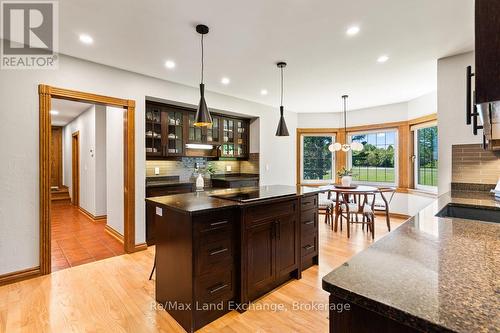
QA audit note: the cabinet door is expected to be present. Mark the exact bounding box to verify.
[145,105,163,157]
[246,221,275,300]
[163,110,184,156]
[188,113,205,143]
[235,119,248,158]
[207,116,220,144]
[221,118,235,157]
[275,214,298,278]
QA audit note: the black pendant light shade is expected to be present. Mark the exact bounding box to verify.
[194,83,212,126]
[275,62,289,136]
[194,24,212,127]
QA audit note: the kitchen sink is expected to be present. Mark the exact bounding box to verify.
[436,204,500,223]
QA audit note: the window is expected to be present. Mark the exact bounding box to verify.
[348,130,398,185]
[414,124,438,191]
[300,134,335,183]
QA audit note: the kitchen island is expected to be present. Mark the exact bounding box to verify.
[146,185,321,332]
[322,190,500,333]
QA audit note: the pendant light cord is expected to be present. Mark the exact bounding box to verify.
[343,96,347,142]
[201,34,204,84]
[280,67,284,106]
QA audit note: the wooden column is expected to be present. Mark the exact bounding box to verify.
[124,100,136,253]
[398,124,410,191]
[335,129,347,180]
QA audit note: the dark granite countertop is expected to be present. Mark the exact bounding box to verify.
[146,185,321,214]
[211,174,260,182]
[145,176,194,188]
[322,190,500,333]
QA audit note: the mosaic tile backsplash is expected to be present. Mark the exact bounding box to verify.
[452,144,500,185]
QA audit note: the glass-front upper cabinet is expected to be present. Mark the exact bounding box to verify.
[206,116,220,144]
[221,118,235,157]
[235,119,248,158]
[145,105,162,157]
[163,109,183,156]
[188,113,204,143]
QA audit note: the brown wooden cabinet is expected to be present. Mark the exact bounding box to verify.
[146,101,250,160]
[300,194,319,270]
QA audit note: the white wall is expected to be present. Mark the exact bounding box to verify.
[408,91,437,119]
[106,107,124,235]
[0,53,297,275]
[437,52,478,195]
[94,105,107,216]
[62,105,97,215]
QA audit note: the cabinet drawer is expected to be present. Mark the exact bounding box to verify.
[301,209,318,234]
[301,234,318,258]
[245,199,297,226]
[195,268,235,304]
[196,238,233,276]
[301,195,318,211]
[194,210,235,243]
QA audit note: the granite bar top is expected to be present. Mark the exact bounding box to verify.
[211,173,260,181]
[322,190,500,333]
[145,176,194,188]
[146,185,322,214]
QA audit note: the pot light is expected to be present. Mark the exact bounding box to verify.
[346,26,360,36]
[260,89,268,96]
[186,143,214,150]
[50,110,59,115]
[377,55,389,63]
[165,60,176,69]
[79,34,94,45]
[221,77,230,85]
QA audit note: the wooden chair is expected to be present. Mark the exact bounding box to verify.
[375,187,396,231]
[338,192,376,239]
[318,186,334,228]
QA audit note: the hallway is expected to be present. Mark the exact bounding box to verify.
[51,204,125,272]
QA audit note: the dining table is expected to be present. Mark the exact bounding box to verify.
[325,185,379,232]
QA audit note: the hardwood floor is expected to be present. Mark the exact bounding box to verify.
[0,215,405,333]
[51,204,125,271]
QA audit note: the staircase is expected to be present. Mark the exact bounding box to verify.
[51,186,71,204]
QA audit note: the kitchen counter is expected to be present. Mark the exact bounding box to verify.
[322,190,500,333]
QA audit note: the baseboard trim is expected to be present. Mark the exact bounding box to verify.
[132,242,148,252]
[79,207,107,222]
[0,266,41,286]
[375,211,410,220]
[105,224,124,244]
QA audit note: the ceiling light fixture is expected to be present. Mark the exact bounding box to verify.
[194,24,212,127]
[329,95,364,152]
[50,110,59,115]
[346,26,360,36]
[221,77,230,85]
[165,60,176,69]
[377,55,389,63]
[260,89,268,96]
[79,34,93,45]
[275,62,289,137]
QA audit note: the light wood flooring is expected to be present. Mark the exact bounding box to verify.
[0,215,405,333]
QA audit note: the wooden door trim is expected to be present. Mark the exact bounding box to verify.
[38,84,138,275]
[71,131,80,207]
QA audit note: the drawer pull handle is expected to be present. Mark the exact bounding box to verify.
[209,247,228,256]
[210,220,229,227]
[304,220,314,225]
[304,245,314,250]
[209,283,228,294]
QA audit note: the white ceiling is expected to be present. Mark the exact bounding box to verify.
[51,99,93,126]
[58,0,473,113]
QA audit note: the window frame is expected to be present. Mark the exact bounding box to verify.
[412,121,438,193]
[347,128,399,186]
[300,133,336,184]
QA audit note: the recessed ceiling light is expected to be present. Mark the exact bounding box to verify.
[79,34,93,45]
[165,60,176,69]
[346,26,360,36]
[260,89,268,96]
[221,77,230,85]
[50,110,59,115]
[377,55,389,63]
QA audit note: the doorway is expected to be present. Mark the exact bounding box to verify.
[38,84,144,275]
[71,131,80,207]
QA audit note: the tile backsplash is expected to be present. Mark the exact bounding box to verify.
[452,144,500,185]
[146,153,259,180]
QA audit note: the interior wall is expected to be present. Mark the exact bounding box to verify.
[437,51,478,195]
[62,105,96,215]
[94,106,107,216]
[0,53,298,275]
[106,107,124,235]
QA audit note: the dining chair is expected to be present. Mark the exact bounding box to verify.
[375,187,396,231]
[338,192,376,239]
[318,185,334,229]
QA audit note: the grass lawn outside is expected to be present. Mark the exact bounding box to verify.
[352,167,395,183]
[418,167,438,187]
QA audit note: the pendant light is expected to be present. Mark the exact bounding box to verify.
[194,24,212,127]
[275,62,290,136]
[329,95,364,152]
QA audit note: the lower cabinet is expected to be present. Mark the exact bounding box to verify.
[242,198,300,304]
[300,194,319,270]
